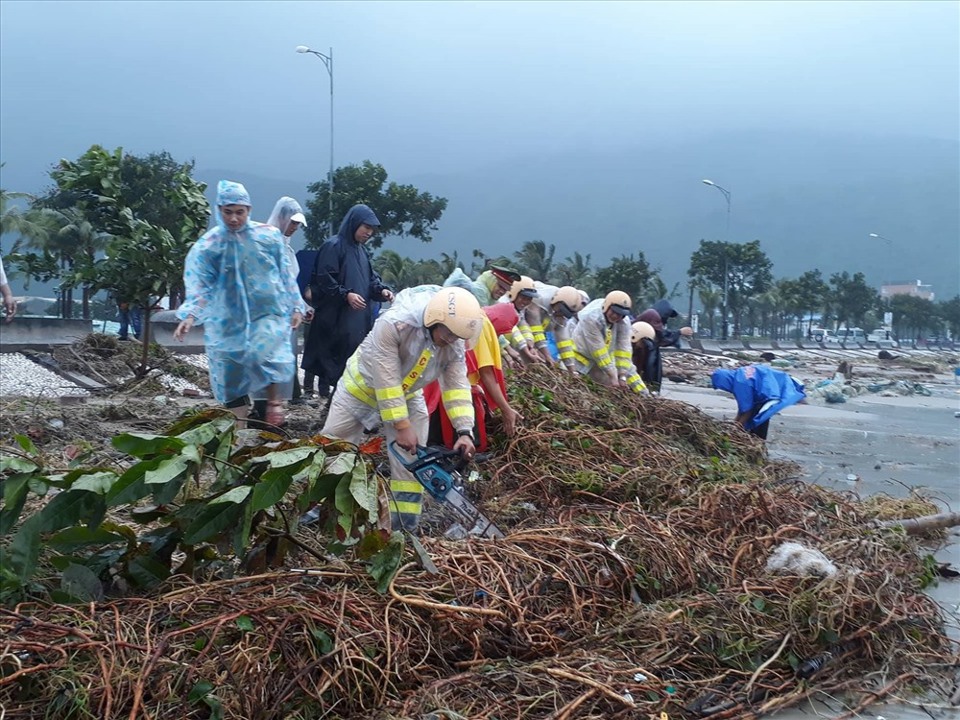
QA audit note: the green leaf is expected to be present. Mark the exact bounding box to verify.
[6,514,43,582]
[0,474,30,535]
[235,615,254,633]
[183,502,244,545]
[368,532,405,594]
[39,490,106,533]
[259,446,315,468]
[126,554,171,588]
[334,475,356,538]
[210,486,251,504]
[310,628,334,654]
[71,471,118,495]
[112,432,185,458]
[0,455,38,473]
[188,680,214,702]
[48,526,127,552]
[144,455,190,485]
[61,563,104,601]
[250,468,294,513]
[177,415,234,448]
[348,459,377,517]
[105,458,159,505]
[752,597,766,612]
[14,434,37,454]
[27,476,49,495]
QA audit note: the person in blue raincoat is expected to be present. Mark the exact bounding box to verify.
[174,181,305,425]
[300,204,394,396]
[711,364,806,440]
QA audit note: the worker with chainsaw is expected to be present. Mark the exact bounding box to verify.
[521,283,585,369]
[319,285,483,531]
[572,291,647,393]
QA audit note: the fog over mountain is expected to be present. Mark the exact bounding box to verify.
[198,128,959,298]
[2,0,957,299]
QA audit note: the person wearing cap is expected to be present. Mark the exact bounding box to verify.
[174,181,305,426]
[572,291,646,393]
[711,364,805,440]
[320,285,481,531]
[301,204,394,399]
[250,197,310,422]
[635,299,693,394]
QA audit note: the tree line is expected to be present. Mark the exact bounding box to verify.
[2,147,958,345]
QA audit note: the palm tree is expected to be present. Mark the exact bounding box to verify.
[554,252,592,289]
[699,287,721,337]
[438,251,464,278]
[513,240,555,282]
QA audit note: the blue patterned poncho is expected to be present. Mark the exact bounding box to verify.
[177,181,306,403]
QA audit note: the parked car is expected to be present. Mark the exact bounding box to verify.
[810,327,836,343]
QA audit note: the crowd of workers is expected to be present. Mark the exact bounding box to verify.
[172,182,805,531]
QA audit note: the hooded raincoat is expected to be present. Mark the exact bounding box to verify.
[321,285,474,531]
[177,181,305,404]
[250,197,307,402]
[711,364,806,437]
[301,204,391,388]
[572,299,646,393]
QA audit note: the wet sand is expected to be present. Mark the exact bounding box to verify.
[665,379,960,719]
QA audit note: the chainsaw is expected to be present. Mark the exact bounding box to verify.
[388,442,504,539]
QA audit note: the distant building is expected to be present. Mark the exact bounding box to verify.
[880,280,935,302]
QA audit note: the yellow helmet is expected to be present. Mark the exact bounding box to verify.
[551,286,584,318]
[423,286,484,345]
[603,290,632,317]
[631,321,655,344]
[508,275,538,302]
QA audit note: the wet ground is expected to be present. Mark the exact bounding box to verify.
[667,380,960,719]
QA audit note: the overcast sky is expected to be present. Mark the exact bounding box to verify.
[1,0,957,193]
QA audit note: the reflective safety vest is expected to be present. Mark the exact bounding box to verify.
[341,288,474,429]
[571,299,646,394]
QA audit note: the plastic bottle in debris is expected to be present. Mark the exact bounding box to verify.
[797,651,832,679]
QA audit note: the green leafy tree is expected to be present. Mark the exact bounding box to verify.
[304,161,447,249]
[513,240,555,282]
[374,251,445,291]
[438,251,464,278]
[51,145,209,375]
[553,252,593,290]
[793,269,829,334]
[938,295,960,338]
[688,240,773,337]
[889,294,938,341]
[592,253,656,307]
[829,271,876,330]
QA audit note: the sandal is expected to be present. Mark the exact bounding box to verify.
[265,401,286,428]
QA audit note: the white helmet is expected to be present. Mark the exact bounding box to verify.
[424,287,484,346]
[603,290,632,317]
[631,321,655,344]
[508,276,538,303]
[551,286,584,318]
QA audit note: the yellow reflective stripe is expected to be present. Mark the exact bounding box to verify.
[390,500,423,515]
[344,355,376,407]
[442,389,471,403]
[559,350,575,360]
[445,405,473,420]
[613,350,630,358]
[573,350,591,366]
[529,323,545,334]
[595,355,612,368]
[390,479,423,494]
[380,405,409,423]
[375,386,403,402]
[557,339,573,348]
[401,348,433,392]
[626,373,646,393]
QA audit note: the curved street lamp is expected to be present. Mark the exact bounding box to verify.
[702,178,733,339]
[296,45,335,236]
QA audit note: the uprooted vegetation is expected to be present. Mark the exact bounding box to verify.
[0,364,956,719]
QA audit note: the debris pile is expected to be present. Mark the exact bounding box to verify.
[0,363,956,719]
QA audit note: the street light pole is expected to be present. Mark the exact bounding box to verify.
[296,45,335,236]
[702,179,732,339]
